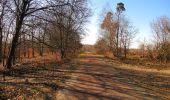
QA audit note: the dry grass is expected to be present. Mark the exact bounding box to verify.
[103,54,170,75]
[0,54,76,100]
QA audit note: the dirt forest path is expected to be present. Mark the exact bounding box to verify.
[56,53,170,100]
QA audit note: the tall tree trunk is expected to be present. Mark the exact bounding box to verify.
[61,49,65,59]
[124,45,127,58]
[39,35,44,57]
[0,26,2,63]
[39,43,44,57]
[116,12,120,57]
[23,33,26,57]
[41,32,45,56]
[0,0,6,63]
[6,15,24,69]
[3,29,9,66]
[12,51,16,65]
[18,36,21,62]
[59,26,64,59]
[32,31,35,58]
[3,41,6,66]
[28,46,30,58]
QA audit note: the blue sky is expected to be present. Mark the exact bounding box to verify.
[82,0,170,48]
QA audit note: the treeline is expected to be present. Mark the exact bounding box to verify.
[0,0,90,69]
[140,16,170,62]
[95,2,170,63]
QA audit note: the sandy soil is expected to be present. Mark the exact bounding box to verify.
[56,53,170,100]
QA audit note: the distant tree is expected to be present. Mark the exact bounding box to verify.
[139,38,146,58]
[146,44,154,60]
[99,10,136,58]
[46,0,90,60]
[95,38,108,54]
[120,18,137,58]
[101,12,117,53]
[151,16,170,62]
[116,2,126,12]
[116,2,125,57]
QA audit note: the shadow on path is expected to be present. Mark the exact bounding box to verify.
[57,53,170,100]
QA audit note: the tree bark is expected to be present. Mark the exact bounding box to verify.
[0,0,6,63]
[32,31,35,58]
[124,45,127,58]
[23,33,26,57]
[116,12,120,57]
[0,26,2,63]
[6,15,24,69]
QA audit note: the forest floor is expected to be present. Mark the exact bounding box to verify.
[0,53,170,100]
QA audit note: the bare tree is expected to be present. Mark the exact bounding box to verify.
[6,0,69,69]
[116,2,125,57]
[0,0,8,63]
[151,16,170,62]
[95,38,108,54]
[139,38,146,58]
[46,0,90,60]
[99,9,136,58]
[101,12,117,53]
[120,19,137,58]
